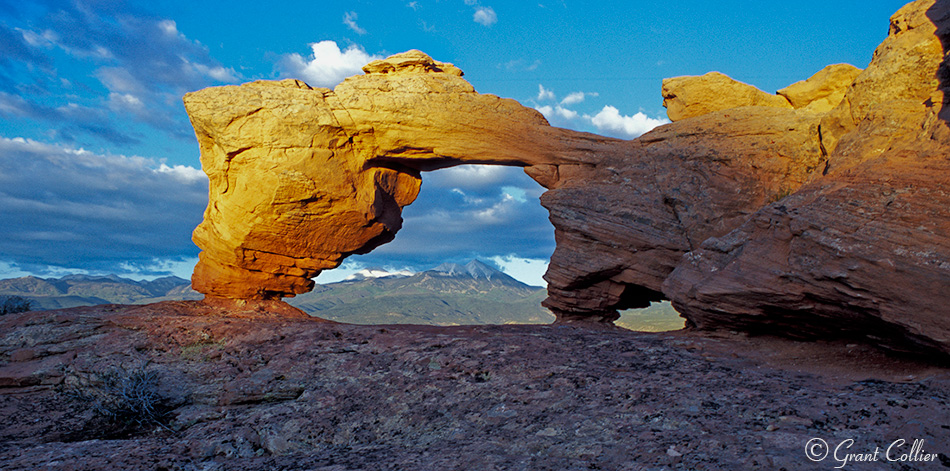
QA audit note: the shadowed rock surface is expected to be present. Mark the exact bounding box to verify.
[1,304,947,470]
[183,0,950,355]
[664,0,950,356]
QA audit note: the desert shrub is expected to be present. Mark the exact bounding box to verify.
[0,295,32,315]
[63,364,174,439]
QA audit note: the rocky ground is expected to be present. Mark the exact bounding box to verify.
[0,302,948,470]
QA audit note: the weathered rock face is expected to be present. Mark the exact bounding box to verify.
[777,64,863,113]
[184,51,614,300]
[185,54,824,320]
[664,0,950,354]
[185,0,950,355]
[819,0,947,158]
[540,107,825,320]
[660,72,793,121]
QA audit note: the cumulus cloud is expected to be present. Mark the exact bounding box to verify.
[535,105,578,122]
[560,92,586,105]
[532,84,668,139]
[281,41,382,88]
[560,91,598,106]
[0,137,206,278]
[537,84,555,101]
[473,6,498,26]
[343,11,367,35]
[587,106,670,139]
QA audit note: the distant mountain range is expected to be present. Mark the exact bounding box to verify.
[0,260,683,330]
[288,260,553,325]
[0,274,201,310]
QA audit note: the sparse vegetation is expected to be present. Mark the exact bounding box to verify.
[62,364,174,439]
[0,295,32,315]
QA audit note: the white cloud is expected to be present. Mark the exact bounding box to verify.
[19,28,56,48]
[560,91,586,105]
[473,6,497,26]
[586,105,670,139]
[534,105,577,121]
[3,2,240,145]
[189,61,239,82]
[157,19,181,37]
[96,67,144,95]
[555,106,578,120]
[107,92,145,114]
[537,84,555,101]
[429,164,510,189]
[157,163,207,184]
[314,260,416,284]
[343,11,367,35]
[118,257,199,281]
[502,58,541,71]
[281,40,381,88]
[489,255,548,287]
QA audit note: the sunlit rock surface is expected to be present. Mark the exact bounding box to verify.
[660,71,793,122]
[185,0,950,355]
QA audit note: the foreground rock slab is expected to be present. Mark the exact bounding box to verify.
[0,304,948,470]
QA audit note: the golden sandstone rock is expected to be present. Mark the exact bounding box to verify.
[777,63,863,113]
[186,0,950,355]
[660,71,792,121]
[184,50,615,300]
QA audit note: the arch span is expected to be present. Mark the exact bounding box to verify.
[183,50,823,322]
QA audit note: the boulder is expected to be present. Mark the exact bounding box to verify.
[542,106,824,319]
[665,0,950,355]
[661,71,792,121]
[818,0,947,157]
[777,63,862,113]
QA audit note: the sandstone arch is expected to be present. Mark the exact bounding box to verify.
[184,50,824,321]
[185,0,950,356]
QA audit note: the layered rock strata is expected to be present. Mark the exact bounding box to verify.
[665,0,950,354]
[185,0,950,354]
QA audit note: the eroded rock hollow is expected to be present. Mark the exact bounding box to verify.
[185,0,950,355]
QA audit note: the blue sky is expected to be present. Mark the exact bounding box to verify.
[0,0,907,286]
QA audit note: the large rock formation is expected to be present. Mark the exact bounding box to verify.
[184,52,614,300]
[664,0,950,355]
[777,64,863,113]
[185,0,950,355]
